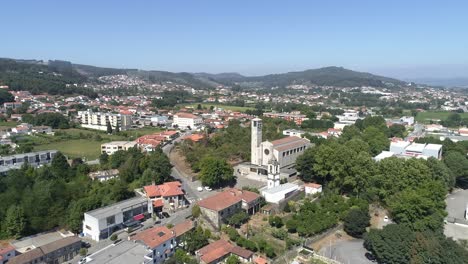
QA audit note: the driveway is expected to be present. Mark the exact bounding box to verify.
[446,188,468,220]
[319,239,373,264]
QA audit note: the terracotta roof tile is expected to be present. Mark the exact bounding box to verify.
[132,226,174,249]
[198,188,259,211]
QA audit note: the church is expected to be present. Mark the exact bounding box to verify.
[235,117,311,179]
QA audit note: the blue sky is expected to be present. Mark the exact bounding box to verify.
[1,0,468,78]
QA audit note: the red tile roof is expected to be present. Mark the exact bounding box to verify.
[132,226,174,249]
[153,200,164,207]
[170,220,194,238]
[304,183,322,189]
[0,244,15,255]
[198,188,259,212]
[198,239,253,264]
[144,181,184,198]
[175,112,199,119]
[254,256,269,264]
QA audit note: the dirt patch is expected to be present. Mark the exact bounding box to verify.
[310,229,353,252]
[369,204,389,229]
[170,148,198,180]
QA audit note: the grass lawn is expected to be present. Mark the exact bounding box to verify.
[179,103,255,112]
[29,127,164,160]
[33,139,103,160]
[416,111,468,123]
[0,121,18,128]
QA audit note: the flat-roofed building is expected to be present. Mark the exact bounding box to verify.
[82,197,150,241]
[173,112,202,130]
[101,141,137,155]
[88,169,119,182]
[0,150,58,174]
[376,141,443,161]
[8,236,81,264]
[78,110,132,131]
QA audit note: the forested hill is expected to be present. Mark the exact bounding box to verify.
[0,58,97,97]
[0,57,410,96]
[197,66,407,88]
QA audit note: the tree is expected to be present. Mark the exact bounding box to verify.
[361,126,389,156]
[114,123,120,133]
[227,210,249,227]
[106,121,113,134]
[191,204,201,218]
[268,215,283,228]
[343,208,370,238]
[182,226,209,253]
[197,103,202,110]
[51,152,70,179]
[198,156,235,188]
[226,255,240,264]
[0,89,14,105]
[2,205,26,238]
[296,147,317,182]
[99,152,109,166]
[444,151,468,179]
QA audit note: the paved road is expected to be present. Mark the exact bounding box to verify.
[406,123,424,140]
[446,188,468,219]
[319,239,373,264]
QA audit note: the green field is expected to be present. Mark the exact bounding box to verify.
[0,121,18,128]
[28,127,164,160]
[179,103,255,112]
[34,139,103,160]
[415,111,468,123]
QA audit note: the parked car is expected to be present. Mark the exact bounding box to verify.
[197,186,203,192]
[365,252,376,262]
[204,186,212,191]
[383,215,389,222]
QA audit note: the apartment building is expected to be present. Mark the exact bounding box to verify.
[0,150,58,174]
[173,112,202,130]
[78,110,132,131]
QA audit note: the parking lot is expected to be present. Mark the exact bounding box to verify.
[319,239,374,264]
[444,188,468,241]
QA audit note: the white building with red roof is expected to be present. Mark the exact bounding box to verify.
[143,181,186,213]
[173,112,202,130]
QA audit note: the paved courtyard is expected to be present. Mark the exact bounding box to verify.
[319,239,373,264]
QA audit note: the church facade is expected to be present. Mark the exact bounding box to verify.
[235,117,311,179]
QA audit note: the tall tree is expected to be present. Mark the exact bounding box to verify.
[106,121,113,134]
[2,205,26,238]
[198,156,235,187]
[343,208,370,238]
[51,152,70,179]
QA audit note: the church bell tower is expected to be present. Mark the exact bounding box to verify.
[267,158,280,189]
[251,117,262,165]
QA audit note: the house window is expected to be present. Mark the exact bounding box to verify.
[106,215,115,226]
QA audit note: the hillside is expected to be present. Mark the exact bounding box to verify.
[204,66,406,88]
[0,58,410,97]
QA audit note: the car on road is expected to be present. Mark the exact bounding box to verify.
[365,252,376,262]
[204,186,212,191]
[162,212,170,218]
[197,186,203,192]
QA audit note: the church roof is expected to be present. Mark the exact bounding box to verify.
[270,136,309,151]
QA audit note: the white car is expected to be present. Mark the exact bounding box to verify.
[204,186,212,191]
[383,215,389,222]
[197,186,203,192]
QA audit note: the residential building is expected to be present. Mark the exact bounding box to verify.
[196,239,254,264]
[282,129,306,137]
[263,112,308,125]
[101,141,137,155]
[143,181,186,213]
[31,126,52,134]
[304,183,322,195]
[173,112,202,130]
[88,169,119,182]
[399,116,415,126]
[82,197,150,241]
[131,226,176,264]
[3,102,23,110]
[8,236,81,264]
[0,245,16,264]
[198,188,260,229]
[0,150,58,174]
[78,110,132,131]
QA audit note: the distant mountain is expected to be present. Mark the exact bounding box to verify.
[0,57,411,96]
[203,66,406,88]
[407,77,468,88]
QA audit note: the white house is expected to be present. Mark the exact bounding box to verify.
[304,183,322,195]
[173,112,202,130]
[131,226,177,263]
[82,197,150,241]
